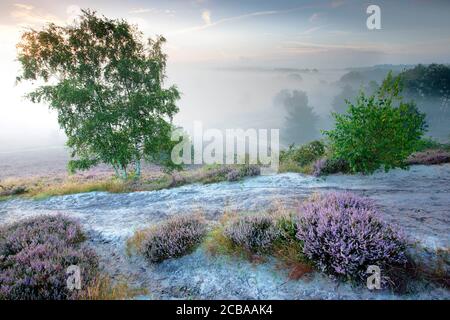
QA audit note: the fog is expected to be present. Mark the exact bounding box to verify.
[0,61,346,153]
[168,64,344,147]
[1,61,449,156]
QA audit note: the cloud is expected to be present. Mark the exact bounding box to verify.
[171,3,323,35]
[330,0,346,8]
[129,8,154,14]
[13,3,34,11]
[202,10,212,25]
[128,8,175,16]
[309,13,321,22]
[11,3,62,27]
[299,25,327,35]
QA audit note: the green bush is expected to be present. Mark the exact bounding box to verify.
[324,72,427,174]
[280,140,326,173]
[413,138,444,152]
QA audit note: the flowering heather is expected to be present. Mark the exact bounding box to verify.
[312,158,349,176]
[0,215,100,300]
[139,214,207,263]
[296,192,407,282]
[406,149,450,165]
[227,165,261,182]
[223,215,279,254]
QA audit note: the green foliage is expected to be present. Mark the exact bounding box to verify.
[324,72,427,174]
[16,10,180,178]
[401,64,450,99]
[414,138,445,152]
[279,140,326,173]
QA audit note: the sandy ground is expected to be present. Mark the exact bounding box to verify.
[1,165,449,299]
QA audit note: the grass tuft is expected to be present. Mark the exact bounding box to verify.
[79,276,147,300]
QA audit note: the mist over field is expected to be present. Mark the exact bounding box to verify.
[2,62,449,158]
[0,62,346,153]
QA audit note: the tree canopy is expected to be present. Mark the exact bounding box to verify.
[325,72,427,174]
[17,10,180,178]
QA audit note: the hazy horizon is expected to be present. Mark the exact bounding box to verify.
[1,0,450,152]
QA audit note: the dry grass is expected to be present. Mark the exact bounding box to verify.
[278,159,314,174]
[0,164,261,201]
[203,212,251,258]
[204,207,314,278]
[126,228,152,256]
[31,180,127,200]
[79,275,147,300]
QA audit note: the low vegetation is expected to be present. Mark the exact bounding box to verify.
[279,140,326,174]
[0,163,261,201]
[324,72,427,174]
[127,214,207,263]
[0,215,140,300]
[202,193,411,288]
[297,192,408,285]
[222,214,280,254]
[312,157,349,176]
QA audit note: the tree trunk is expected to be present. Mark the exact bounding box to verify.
[121,165,128,180]
[113,165,120,178]
[135,159,141,179]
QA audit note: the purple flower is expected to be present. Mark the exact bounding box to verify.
[0,215,99,300]
[296,192,407,283]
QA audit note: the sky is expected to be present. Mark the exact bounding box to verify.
[1,0,450,152]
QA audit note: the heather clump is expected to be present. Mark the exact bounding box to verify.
[223,214,279,254]
[0,215,100,300]
[130,214,207,263]
[312,157,349,176]
[296,192,407,284]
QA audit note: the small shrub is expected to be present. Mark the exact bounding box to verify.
[296,192,407,284]
[312,158,349,176]
[225,165,261,182]
[278,159,313,174]
[280,141,325,167]
[197,164,260,184]
[223,215,279,254]
[413,138,444,152]
[324,72,427,174]
[134,214,207,263]
[0,215,100,300]
[226,170,241,182]
[406,149,450,165]
[240,164,261,177]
